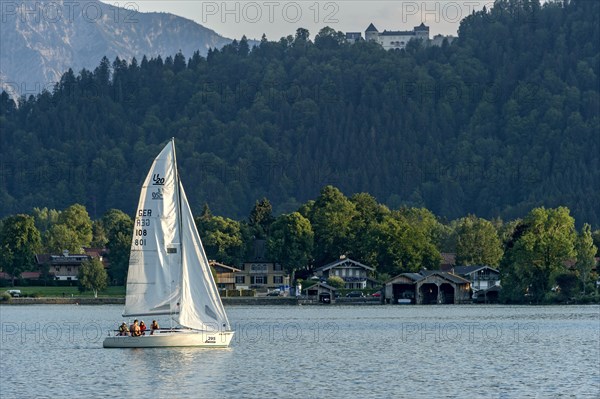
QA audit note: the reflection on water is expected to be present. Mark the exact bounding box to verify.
[1,305,598,398]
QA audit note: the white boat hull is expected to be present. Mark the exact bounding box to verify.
[103,330,234,348]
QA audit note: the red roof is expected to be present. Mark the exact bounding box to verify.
[0,271,41,279]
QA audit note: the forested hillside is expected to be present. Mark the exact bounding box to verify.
[1,0,598,226]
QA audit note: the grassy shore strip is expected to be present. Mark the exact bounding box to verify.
[2,297,125,305]
[1,286,126,298]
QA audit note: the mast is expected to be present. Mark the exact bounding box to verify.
[172,137,183,251]
[171,137,184,324]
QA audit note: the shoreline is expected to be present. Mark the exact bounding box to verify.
[4,297,595,306]
[1,297,383,306]
[1,297,125,305]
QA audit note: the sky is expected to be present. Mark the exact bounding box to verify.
[100,1,497,41]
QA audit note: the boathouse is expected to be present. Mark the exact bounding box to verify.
[304,282,338,303]
[385,271,471,304]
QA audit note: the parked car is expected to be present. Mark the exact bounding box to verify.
[266,290,281,297]
[371,292,382,298]
[6,290,21,297]
[346,291,365,298]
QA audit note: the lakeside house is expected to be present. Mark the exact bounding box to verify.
[234,261,289,290]
[234,240,289,290]
[439,255,502,302]
[34,248,108,282]
[313,256,379,289]
[450,265,501,303]
[210,260,240,291]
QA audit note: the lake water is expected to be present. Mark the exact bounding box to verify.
[0,304,598,398]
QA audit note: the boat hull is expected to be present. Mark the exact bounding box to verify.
[103,330,234,348]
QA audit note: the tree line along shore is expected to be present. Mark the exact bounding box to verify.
[1,185,599,304]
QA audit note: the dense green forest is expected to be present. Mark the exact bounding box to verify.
[0,0,598,227]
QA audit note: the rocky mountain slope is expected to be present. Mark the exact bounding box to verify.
[0,0,231,97]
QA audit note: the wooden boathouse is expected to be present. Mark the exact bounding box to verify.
[385,271,471,304]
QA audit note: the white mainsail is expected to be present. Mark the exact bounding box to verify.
[123,139,229,332]
[124,141,181,317]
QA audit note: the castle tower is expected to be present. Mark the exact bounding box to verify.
[414,22,430,40]
[365,23,379,42]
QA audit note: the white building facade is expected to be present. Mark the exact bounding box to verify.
[365,22,430,50]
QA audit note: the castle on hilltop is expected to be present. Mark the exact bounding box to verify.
[346,23,455,50]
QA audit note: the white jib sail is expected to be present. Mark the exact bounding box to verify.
[176,183,231,332]
[124,141,182,317]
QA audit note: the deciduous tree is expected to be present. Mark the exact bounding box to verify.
[574,223,597,294]
[78,258,108,298]
[55,204,93,251]
[103,209,133,284]
[0,214,42,285]
[326,275,345,289]
[369,212,440,276]
[348,193,389,266]
[197,215,245,266]
[501,207,576,303]
[267,212,314,276]
[31,207,60,235]
[455,215,503,267]
[592,230,600,257]
[308,186,357,265]
[45,224,81,254]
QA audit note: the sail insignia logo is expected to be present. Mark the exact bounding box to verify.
[151,188,163,200]
[152,174,165,185]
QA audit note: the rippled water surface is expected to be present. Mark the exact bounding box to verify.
[1,304,598,398]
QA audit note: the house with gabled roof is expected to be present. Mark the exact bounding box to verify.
[35,250,93,281]
[450,265,500,291]
[209,261,241,290]
[450,265,501,303]
[313,256,378,289]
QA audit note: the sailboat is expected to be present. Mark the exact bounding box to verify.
[103,139,234,348]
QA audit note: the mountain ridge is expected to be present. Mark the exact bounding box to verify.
[0,0,232,97]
